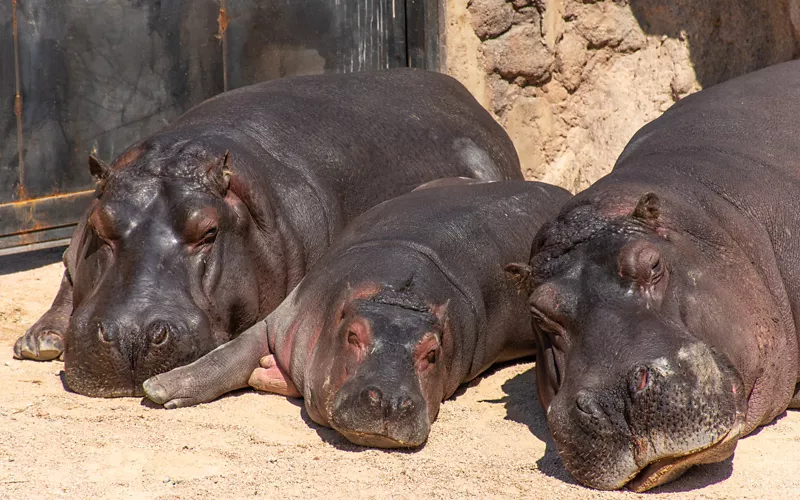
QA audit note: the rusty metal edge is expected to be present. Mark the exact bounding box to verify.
[0,190,94,238]
[0,237,70,257]
[218,0,229,91]
[12,0,25,199]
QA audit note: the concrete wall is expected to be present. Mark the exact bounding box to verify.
[442,0,800,192]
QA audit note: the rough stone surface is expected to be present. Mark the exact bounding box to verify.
[469,0,515,39]
[444,0,800,193]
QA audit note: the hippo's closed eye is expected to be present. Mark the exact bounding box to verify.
[618,240,667,286]
[183,207,220,247]
[530,306,568,352]
[343,319,370,361]
[89,204,122,243]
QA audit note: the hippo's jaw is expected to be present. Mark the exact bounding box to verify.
[547,341,747,492]
[624,422,742,492]
[330,426,429,449]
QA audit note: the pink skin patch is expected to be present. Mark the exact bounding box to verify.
[249,354,301,398]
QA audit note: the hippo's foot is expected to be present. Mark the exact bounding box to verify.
[248,355,301,398]
[13,329,65,361]
[143,366,218,409]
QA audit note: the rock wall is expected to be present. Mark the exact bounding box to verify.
[443,0,800,192]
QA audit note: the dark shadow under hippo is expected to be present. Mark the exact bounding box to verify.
[143,180,571,448]
[508,59,800,491]
[13,68,524,397]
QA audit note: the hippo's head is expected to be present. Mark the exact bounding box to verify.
[65,145,268,397]
[509,193,748,491]
[301,282,449,448]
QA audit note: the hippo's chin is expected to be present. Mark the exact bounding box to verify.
[625,423,742,492]
[65,377,144,398]
[331,427,427,449]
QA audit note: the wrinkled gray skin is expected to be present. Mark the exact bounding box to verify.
[144,180,571,448]
[514,60,800,491]
[13,68,523,397]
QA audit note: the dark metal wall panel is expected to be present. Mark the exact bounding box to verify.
[406,0,440,70]
[224,0,407,89]
[0,2,19,204]
[3,0,222,205]
[1,0,440,253]
[0,189,93,248]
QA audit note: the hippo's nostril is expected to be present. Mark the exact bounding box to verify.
[97,323,114,343]
[575,390,604,420]
[629,365,651,395]
[397,397,414,412]
[151,326,169,346]
[362,387,383,408]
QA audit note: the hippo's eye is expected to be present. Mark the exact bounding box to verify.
[531,308,569,352]
[199,226,218,245]
[650,256,664,280]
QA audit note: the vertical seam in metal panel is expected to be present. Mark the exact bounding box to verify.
[218,0,229,91]
[404,0,412,66]
[12,0,25,199]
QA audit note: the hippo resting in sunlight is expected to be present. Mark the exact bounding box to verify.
[143,180,571,448]
[506,59,800,491]
[13,68,524,397]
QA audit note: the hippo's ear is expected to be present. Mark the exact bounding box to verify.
[88,155,111,184]
[504,263,533,295]
[206,151,232,196]
[632,192,660,224]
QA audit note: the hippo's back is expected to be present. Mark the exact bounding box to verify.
[329,180,571,279]
[596,59,800,373]
[158,68,523,221]
[613,59,800,190]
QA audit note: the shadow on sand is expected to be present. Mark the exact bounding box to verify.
[0,246,65,276]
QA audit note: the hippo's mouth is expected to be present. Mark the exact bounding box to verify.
[624,421,742,492]
[331,426,426,449]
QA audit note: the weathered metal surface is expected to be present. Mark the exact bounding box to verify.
[0,232,71,255]
[1,0,440,253]
[223,0,408,89]
[0,237,68,257]
[0,190,94,248]
[406,0,441,70]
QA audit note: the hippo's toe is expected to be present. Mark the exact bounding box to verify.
[13,330,64,361]
[142,373,200,409]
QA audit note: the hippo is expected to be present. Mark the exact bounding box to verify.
[506,59,800,491]
[142,180,571,448]
[13,68,524,397]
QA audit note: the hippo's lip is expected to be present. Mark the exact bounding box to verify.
[331,426,425,449]
[624,420,742,492]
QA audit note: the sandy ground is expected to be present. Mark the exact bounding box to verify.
[1,248,799,500]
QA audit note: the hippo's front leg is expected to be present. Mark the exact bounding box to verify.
[14,271,73,361]
[143,320,270,408]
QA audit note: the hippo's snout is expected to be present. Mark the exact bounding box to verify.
[329,379,430,448]
[64,312,213,398]
[550,342,745,492]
